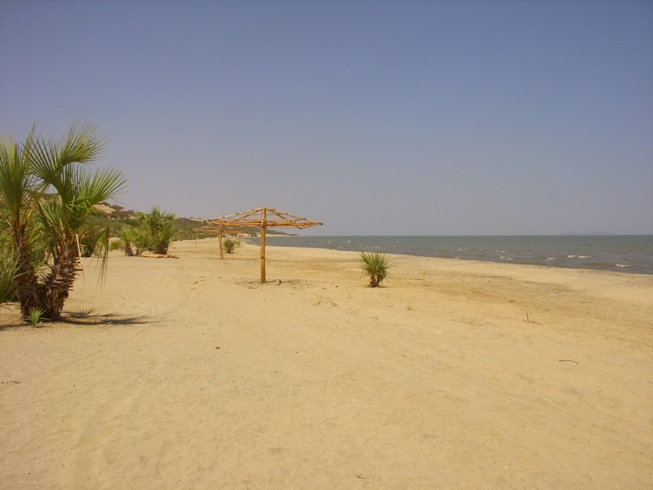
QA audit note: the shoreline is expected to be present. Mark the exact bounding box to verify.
[2,239,652,488]
[257,234,653,276]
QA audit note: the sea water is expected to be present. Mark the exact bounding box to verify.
[261,235,653,275]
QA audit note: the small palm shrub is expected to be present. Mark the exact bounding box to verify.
[115,226,135,256]
[109,239,123,252]
[223,238,240,254]
[359,251,393,287]
[139,206,176,255]
[28,307,45,327]
[132,228,152,256]
[115,225,151,256]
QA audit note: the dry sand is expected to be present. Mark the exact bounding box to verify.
[1,239,652,489]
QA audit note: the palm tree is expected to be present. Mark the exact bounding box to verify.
[139,206,176,255]
[0,123,126,320]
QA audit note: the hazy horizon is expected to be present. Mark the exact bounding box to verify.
[1,1,652,236]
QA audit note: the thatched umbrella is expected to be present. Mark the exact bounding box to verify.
[210,207,322,282]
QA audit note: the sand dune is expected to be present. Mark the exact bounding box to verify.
[1,239,652,489]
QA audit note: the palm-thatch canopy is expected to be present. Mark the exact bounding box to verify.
[209,207,322,282]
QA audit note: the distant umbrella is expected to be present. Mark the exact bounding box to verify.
[209,207,322,283]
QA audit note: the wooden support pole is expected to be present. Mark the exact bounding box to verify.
[260,208,267,283]
[260,225,266,283]
[218,226,224,259]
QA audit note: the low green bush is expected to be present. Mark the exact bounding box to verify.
[359,251,393,287]
[223,238,240,254]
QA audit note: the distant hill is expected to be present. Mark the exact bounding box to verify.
[94,203,138,220]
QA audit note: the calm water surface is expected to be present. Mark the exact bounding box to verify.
[260,235,653,275]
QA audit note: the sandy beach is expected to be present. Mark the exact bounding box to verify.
[1,238,652,489]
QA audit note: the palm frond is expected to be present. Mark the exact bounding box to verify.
[0,136,38,234]
[28,122,107,195]
[57,122,106,169]
[80,167,127,207]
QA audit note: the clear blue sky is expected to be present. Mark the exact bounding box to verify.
[1,0,652,235]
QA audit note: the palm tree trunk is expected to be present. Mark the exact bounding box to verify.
[154,241,168,255]
[15,260,40,318]
[42,242,80,320]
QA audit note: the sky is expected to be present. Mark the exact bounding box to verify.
[1,0,652,236]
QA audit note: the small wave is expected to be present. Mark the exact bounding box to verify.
[579,255,591,259]
[547,257,557,261]
[616,264,631,268]
[568,255,577,258]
